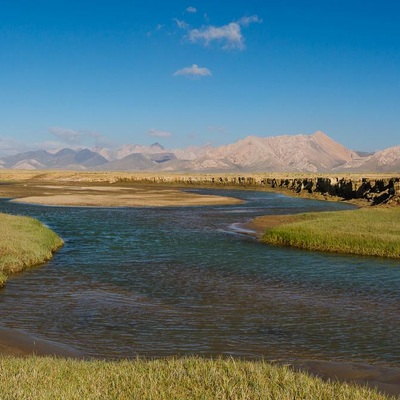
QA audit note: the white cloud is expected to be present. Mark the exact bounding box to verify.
[148,129,172,138]
[186,6,197,13]
[187,15,262,50]
[173,64,212,77]
[174,18,188,29]
[238,15,262,27]
[188,22,244,50]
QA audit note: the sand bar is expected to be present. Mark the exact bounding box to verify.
[0,183,242,207]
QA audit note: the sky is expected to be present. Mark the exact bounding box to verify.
[0,0,399,155]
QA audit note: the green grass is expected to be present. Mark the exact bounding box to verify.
[0,356,393,400]
[0,212,63,286]
[261,207,400,258]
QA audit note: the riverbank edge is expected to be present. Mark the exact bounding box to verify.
[0,213,64,288]
[1,305,399,397]
[1,169,397,209]
[0,346,398,399]
[244,207,400,259]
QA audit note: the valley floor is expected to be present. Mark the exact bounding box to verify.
[1,170,400,398]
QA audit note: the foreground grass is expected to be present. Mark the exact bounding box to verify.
[0,356,393,400]
[0,213,63,286]
[262,207,400,258]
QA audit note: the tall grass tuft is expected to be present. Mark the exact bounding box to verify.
[0,212,63,286]
[262,208,400,258]
[0,356,393,399]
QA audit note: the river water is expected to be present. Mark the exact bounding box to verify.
[1,189,399,364]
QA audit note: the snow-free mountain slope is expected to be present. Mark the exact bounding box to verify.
[190,131,360,172]
[0,131,398,172]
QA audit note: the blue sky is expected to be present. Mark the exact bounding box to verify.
[0,0,399,155]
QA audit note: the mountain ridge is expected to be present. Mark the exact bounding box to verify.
[0,131,398,173]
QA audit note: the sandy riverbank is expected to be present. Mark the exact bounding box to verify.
[0,183,242,207]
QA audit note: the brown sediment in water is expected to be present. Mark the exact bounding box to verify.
[0,327,82,358]
[291,359,400,398]
[242,215,303,239]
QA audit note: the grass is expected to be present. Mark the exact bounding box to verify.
[261,207,400,258]
[0,356,393,400]
[0,212,63,287]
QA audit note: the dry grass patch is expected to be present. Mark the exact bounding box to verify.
[0,356,393,399]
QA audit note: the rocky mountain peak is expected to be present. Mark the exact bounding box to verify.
[150,142,164,150]
[311,130,329,139]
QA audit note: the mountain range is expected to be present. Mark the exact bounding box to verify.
[0,131,399,173]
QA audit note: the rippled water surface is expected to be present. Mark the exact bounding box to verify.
[1,189,400,364]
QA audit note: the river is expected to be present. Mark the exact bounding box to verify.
[1,189,399,365]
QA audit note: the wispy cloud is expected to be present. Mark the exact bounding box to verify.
[147,23,164,37]
[188,15,262,50]
[0,136,28,156]
[0,129,113,157]
[186,6,197,13]
[238,15,263,27]
[49,127,109,146]
[0,136,75,156]
[189,22,243,50]
[174,18,188,29]
[173,64,212,78]
[49,127,82,144]
[148,129,172,138]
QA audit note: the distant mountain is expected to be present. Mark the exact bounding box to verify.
[54,148,76,157]
[186,131,360,172]
[92,142,167,161]
[1,150,54,168]
[12,159,46,170]
[338,145,400,172]
[0,132,398,172]
[149,152,177,164]
[354,150,375,157]
[0,148,107,170]
[101,153,157,171]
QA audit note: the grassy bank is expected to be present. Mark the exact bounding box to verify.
[261,208,400,258]
[0,356,393,399]
[0,213,63,287]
